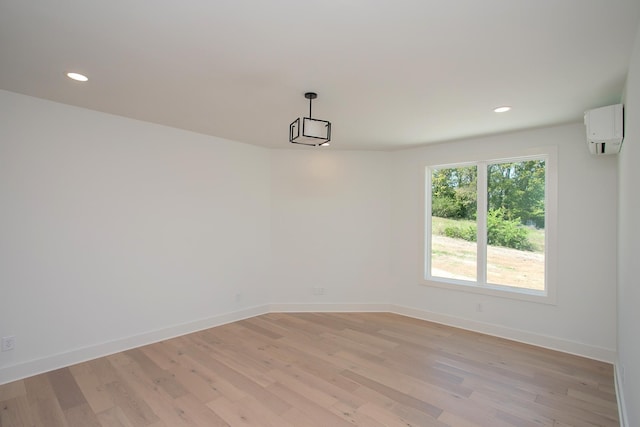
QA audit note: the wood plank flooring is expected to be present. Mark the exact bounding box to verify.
[0,312,619,426]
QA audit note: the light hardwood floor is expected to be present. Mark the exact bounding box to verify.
[0,312,619,427]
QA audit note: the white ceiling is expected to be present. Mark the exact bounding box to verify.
[1,1,639,150]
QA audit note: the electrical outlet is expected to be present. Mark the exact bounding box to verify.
[1,336,16,352]
[312,287,326,295]
[476,303,483,313]
[235,292,243,303]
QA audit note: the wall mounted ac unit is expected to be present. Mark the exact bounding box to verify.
[584,104,624,155]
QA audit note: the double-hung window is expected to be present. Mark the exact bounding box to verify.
[424,149,557,303]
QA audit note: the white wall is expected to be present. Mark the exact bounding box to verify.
[390,123,618,360]
[270,150,392,306]
[618,25,640,427]
[0,90,272,382]
[0,88,623,386]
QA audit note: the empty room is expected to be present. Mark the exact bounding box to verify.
[1,1,640,426]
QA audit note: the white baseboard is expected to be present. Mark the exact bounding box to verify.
[390,304,616,363]
[268,303,393,313]
[0,304,269,386]
[615,361,628,427]
[1,302,616,386]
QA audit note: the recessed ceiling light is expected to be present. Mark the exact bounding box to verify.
[493,106,511,113]
[66,72,88,82]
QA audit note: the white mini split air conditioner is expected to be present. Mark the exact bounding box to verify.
[584,104,624,155]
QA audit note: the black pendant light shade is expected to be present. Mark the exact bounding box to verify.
[290,92,331,147]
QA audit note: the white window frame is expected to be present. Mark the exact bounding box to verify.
[422,147,557,304]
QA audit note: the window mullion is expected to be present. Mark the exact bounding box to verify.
[477,162,488,285]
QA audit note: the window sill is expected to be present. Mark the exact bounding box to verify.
[420,276,557,305]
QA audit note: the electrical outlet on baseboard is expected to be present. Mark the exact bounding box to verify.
[311,287,326,296]
[1,336,16,352]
